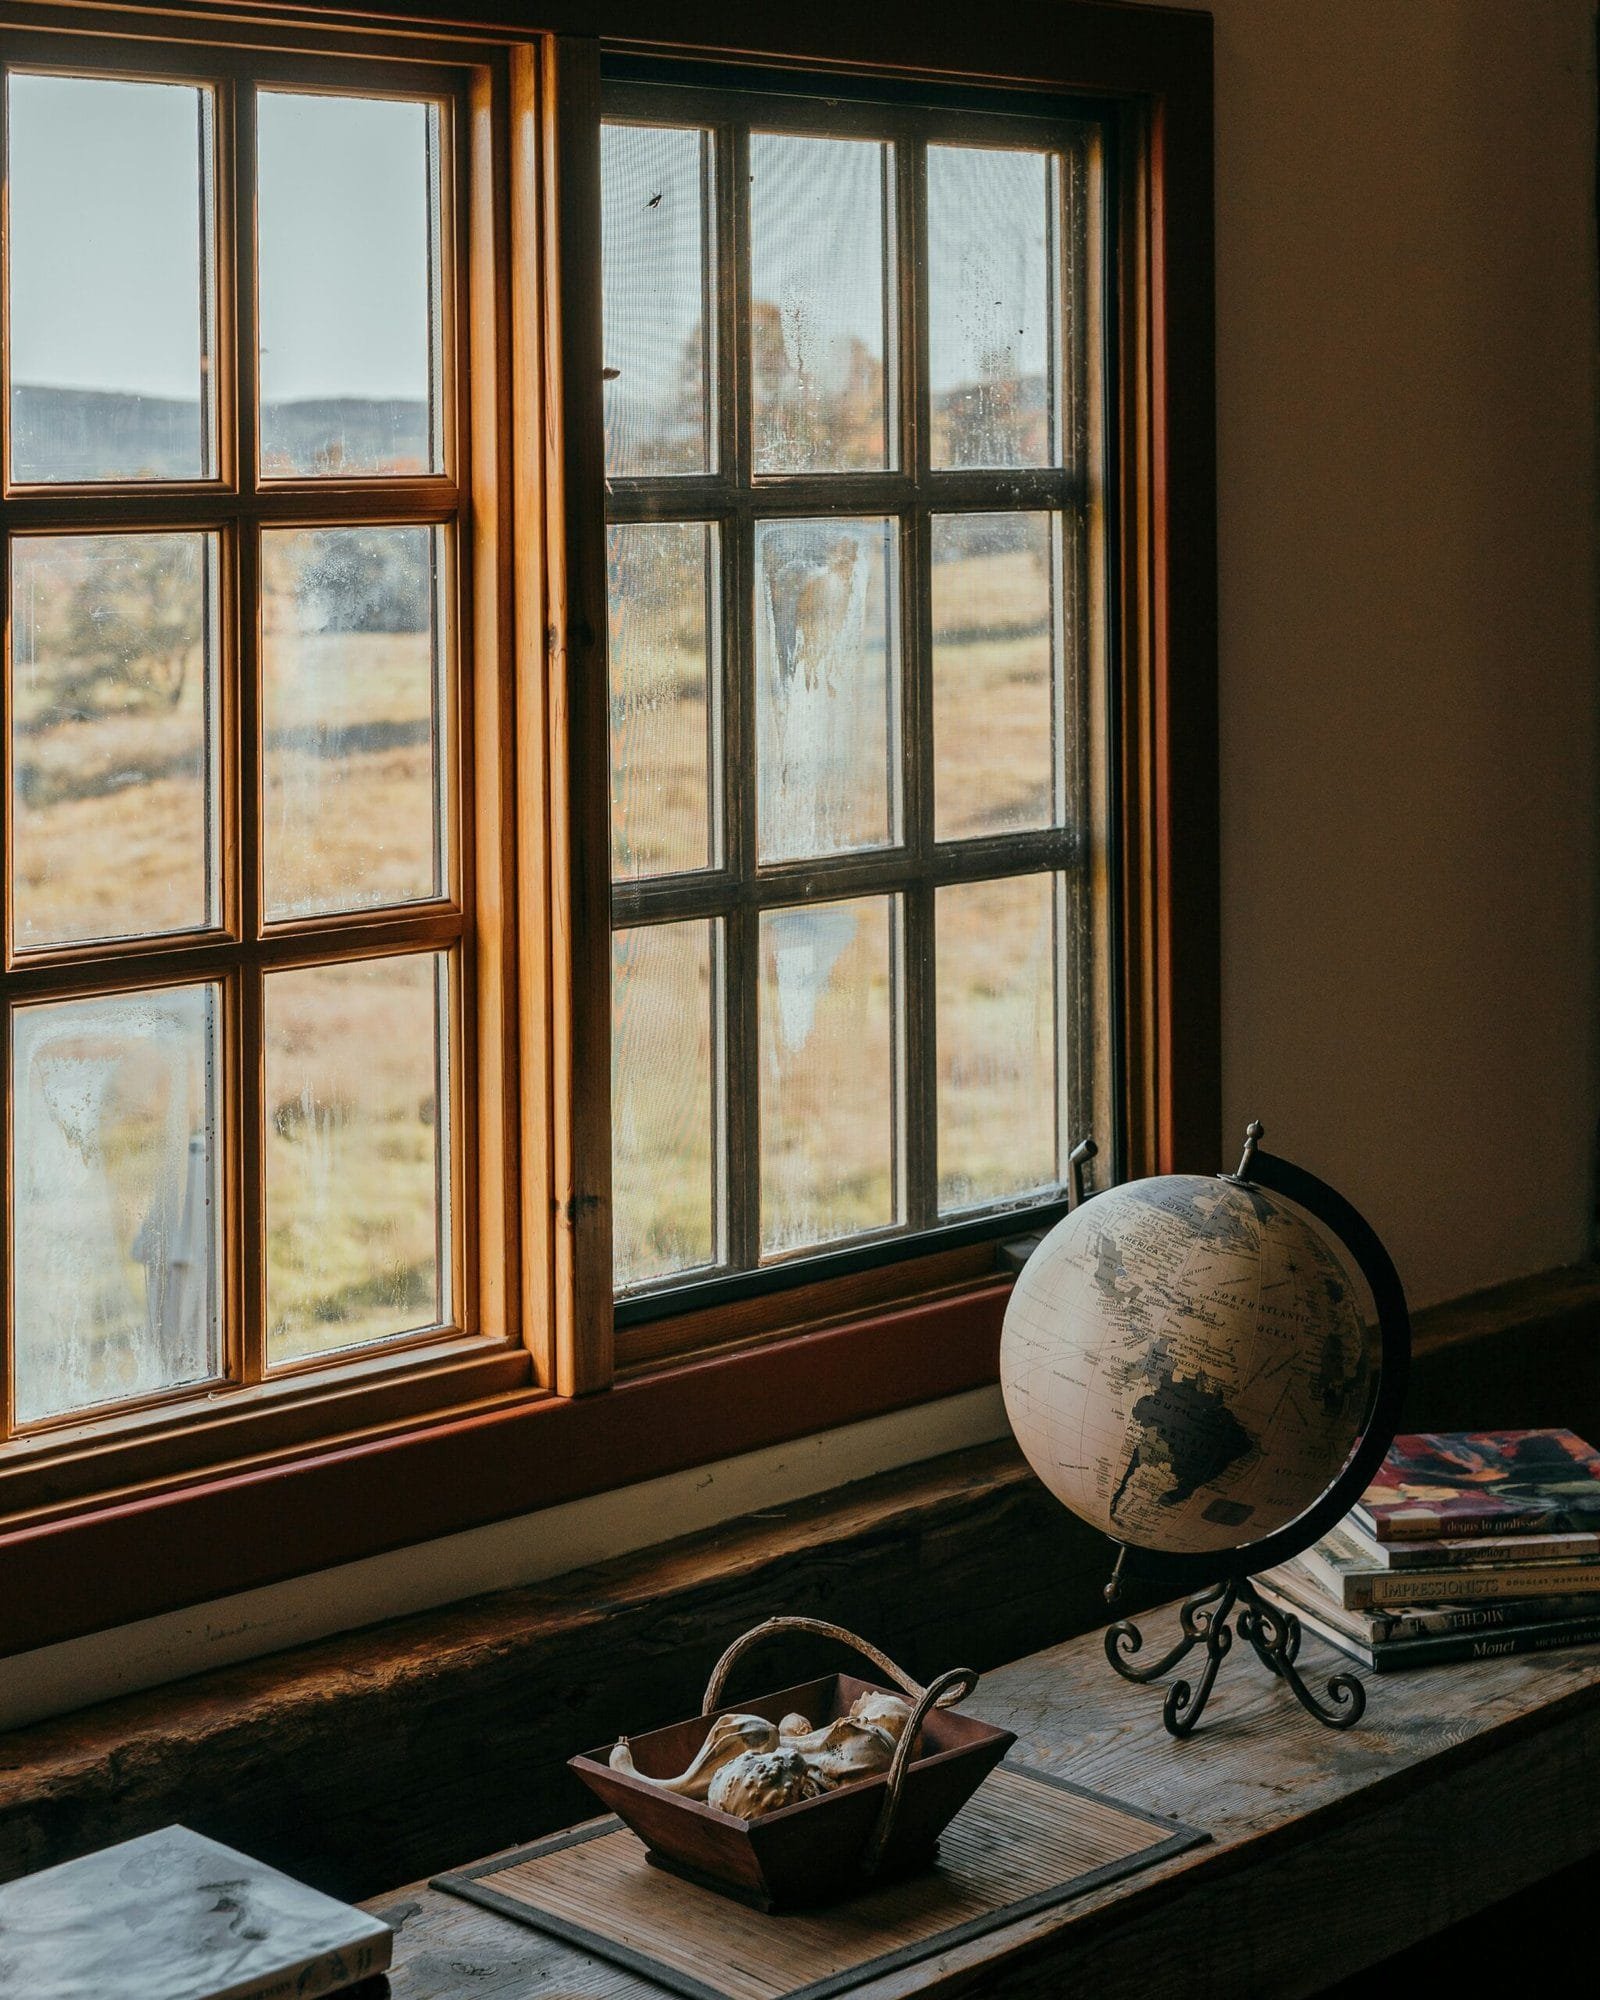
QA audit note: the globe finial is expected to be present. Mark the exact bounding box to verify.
[1231,1120,1265,1183]
[1067,1136,1099,1211]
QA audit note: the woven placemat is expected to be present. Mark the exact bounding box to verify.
[433,1763,1205,2000]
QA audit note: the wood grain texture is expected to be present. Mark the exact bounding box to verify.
[375,1616,1600,1999]
[447,1768,1185,2000]
[0,1443,1110,1902]
[3,1268,1598,1904]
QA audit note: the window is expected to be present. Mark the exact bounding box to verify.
[0,21,524,1510]
[0,5,1216,1654]
[599,72,1117,1331]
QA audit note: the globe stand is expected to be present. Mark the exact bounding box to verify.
[1104,1572,1365,1738]
[1090,1123,1411,1741]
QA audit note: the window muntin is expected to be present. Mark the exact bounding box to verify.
[1,54,471,1440]
[602,78,1113,1311]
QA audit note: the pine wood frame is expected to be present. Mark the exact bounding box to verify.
[0,5,535,1514]
[0,0,1218,1653]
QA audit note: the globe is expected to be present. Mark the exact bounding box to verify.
[1001,1172,1379,1561]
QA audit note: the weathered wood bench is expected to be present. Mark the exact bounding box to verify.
[369,1611,1600,1997]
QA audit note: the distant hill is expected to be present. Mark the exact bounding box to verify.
[9,385,431,481]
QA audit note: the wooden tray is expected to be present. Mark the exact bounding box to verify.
[434,1763,1206,2000]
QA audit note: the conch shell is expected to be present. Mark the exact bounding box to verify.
[706,1747,832,1818]
[610,1688,920,1821]
[608,1712,778,1799]
[775,1714,896,1784]
[846,1690,914,1742]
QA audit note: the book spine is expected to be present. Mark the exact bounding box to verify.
[1372,1595,1597,1640]
[1264,1564,1599,1641]
[1370,1613,1600,1670]
[222,1936,392,2000]
[1340,1560,1600,1611]
[1372,1531,1600,1570]
[1359,1506,1586,1543]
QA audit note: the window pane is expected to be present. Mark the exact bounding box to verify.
[601,123,713,476]
[759,897,899,1254]
[7,74,215,482]
[10,532,218,950]
[608,522,716,879]
[613,921,719,1286]
[265,952,449,1365]
[928,147,1054,469]
[755,517,898,862]
[750,134,892,472]
[937,875,1057,1210]
[257,92,442,476]
[11,984,221,1426]
[262,526,444,922]
[932,512,1057,840]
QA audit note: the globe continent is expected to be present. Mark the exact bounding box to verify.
[1001,1174,1377,1559]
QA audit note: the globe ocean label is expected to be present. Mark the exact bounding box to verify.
[1001,1175,1377,1559]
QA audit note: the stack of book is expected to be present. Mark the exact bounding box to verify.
[1259,1427,1600,1672]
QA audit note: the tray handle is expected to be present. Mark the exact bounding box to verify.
[700,1616,979,1881]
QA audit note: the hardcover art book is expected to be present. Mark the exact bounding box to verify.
[1293,1524,1600,1611]
[0,1825,392,2000]
[1354,1429,1600,1541]
[1259,1555,1600,1645]
[1255,1576,1600,1672]
[1339,1515,1600,1570]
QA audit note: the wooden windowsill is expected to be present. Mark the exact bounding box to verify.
[0,1274,1013,1657]
[378,1600,1600,1996]
[2,1259,1599,1903]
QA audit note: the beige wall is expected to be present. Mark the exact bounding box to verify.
[1180,0,1598,1307]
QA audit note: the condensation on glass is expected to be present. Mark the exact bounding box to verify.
[10,982,222,1427]
[932,512,1060,841]
[936,873,1059,1212]
[601,123,714,477]
[927,146,1057,471]
[759,896,900,1255]
[10,532,219,951]
[264,951,450,1365]
[750,134,893,473]
[261,525,445,921]
[612,920,720,1287]
[600,80,1107,1312]
[608,522,717,879]
[257,91,443,477]
[6,73,217,483]
[755,517,898,862]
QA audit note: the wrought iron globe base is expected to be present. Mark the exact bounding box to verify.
[1105,1575,1366,1738]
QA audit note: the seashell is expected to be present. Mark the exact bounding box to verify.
[706,1747,833,1819]
[777,1715,896,1783]
[609,1711,779,1799]
[848,1690,915,1742]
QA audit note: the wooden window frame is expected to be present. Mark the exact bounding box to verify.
[0,0,1217,1657]
[0,7,529,1515]
[600,71,1113,1345]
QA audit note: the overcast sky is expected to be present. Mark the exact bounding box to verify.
[7,73,433,406]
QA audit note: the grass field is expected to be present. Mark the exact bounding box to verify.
[9,531,1081,1414]
[609,535,1078,1291]
[10,598,446,1419]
